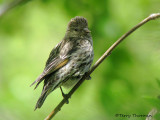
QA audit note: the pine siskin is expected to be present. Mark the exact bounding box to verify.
[31,16,94,110]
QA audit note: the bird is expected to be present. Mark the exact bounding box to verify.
[30,16,94,110]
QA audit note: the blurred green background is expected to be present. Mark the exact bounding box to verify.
[0,0,160,120]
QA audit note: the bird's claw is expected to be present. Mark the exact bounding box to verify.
[62,93,69,104]
[86,75,91,80]
[60,87,69,104]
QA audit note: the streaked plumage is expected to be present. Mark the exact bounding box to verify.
[31,16,94,110]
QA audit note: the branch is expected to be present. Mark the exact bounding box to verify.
[146,108,157,120]
[45,13,160,120]
[0,0,31,18]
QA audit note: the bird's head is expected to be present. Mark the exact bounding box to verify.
[65,16,91,38]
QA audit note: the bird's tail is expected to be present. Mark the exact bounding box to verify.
[34,88,51,110]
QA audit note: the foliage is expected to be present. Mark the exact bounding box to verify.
[0,0,160,120]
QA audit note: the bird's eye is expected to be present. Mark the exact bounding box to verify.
[74,29,78,31]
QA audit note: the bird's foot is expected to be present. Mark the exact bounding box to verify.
[62,93,69,104]
[86,75,91,80]
[60,87,69,104]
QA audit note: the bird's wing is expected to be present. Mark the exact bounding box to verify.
[45,41,62,65]
[30,41,69,89]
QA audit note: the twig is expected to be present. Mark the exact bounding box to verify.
[146,108,157,120]
[45,13,160,120]
[0,0,30,18]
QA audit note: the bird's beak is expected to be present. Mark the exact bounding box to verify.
[83,28,91,33]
